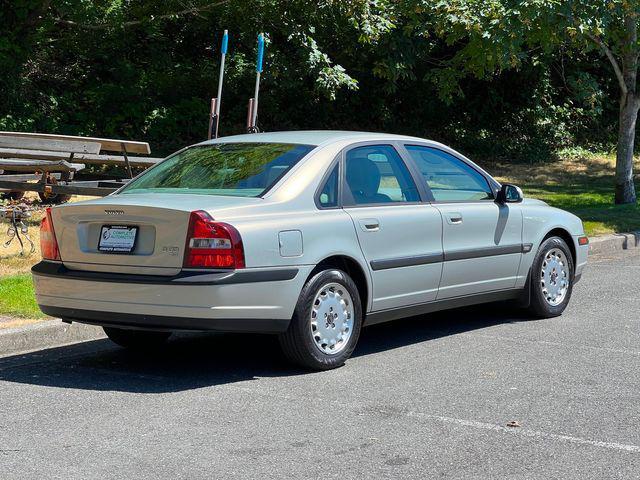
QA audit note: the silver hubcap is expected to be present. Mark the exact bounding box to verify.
[310,282,354,355]
[540,248,569,306]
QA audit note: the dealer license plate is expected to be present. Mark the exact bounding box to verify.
[98,225,138,253]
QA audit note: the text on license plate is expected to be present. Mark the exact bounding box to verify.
[98,225,138,253]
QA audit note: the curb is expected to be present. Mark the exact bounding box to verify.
[588,231,640,256]
[0,320,105,358]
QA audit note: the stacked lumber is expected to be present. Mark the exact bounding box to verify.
[0,131,160,202]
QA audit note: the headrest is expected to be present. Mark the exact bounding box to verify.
[346,156,381,198]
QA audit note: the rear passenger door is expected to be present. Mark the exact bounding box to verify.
[403,145,523,299]
[341,144,443,311]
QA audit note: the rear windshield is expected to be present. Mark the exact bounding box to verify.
[120,142,315,197]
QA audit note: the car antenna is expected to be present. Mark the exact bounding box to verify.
[208,29,228,140]
[246,33,264,134]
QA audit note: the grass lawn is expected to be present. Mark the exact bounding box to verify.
[0,195,47,322]
[486,153,640,236]
[0,274,46,319]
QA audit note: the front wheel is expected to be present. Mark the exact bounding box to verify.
[527,236,574,318]
[279,269,363,370]
[103,326,171,350]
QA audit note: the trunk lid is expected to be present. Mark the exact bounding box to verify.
[50,193,261,275]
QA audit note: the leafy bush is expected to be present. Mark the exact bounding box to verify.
[0,1,621,161]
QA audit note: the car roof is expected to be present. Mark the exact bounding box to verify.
[198,130,431,147]
[190,130,500,193]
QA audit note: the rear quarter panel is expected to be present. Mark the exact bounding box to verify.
[206,140,374,311]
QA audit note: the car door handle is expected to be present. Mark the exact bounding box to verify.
[359,218,380,232]
[445,213,463,225]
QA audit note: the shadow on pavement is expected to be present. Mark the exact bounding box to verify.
[0,304,535,394]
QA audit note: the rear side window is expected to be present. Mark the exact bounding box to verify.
[120,143,315,197]
[318,163,339,208]
[405,146,493,202]
[344,145,419,205]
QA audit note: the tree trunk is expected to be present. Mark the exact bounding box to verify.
[615,93,639,204]
[614,9,639,205]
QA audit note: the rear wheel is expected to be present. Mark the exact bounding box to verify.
[38,174,72,204]
[38,191,72,204]
[0,191,25,201]
[528,236,574,318]
[279,269,362,370]
[103,327,171,350]
[38,192,71,205]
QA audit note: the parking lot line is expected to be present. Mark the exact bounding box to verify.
[406,411,640,453]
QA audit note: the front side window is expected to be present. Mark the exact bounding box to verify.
[405,145,493,202]
[344,145,419,205]
[120,142,315,197]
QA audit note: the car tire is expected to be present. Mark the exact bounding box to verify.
[1,191,25,201]
[278,269,363,370]
[527,236,574,318]
[103,326,171,350]
[38,191,72,204]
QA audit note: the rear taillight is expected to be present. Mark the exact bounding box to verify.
[40,207,61,261]
[183,210,245,269]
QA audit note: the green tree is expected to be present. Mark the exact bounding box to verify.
[0,0,627,171]
[400,0,639,204]
[1,0,389,152]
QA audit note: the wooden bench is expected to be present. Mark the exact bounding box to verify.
[0,179,122,198]
[0,135,100,155]
[0,131,160,173]
[0,131,159,202]
[0,148,159,167]
[0,131,151,154]
[0,159,85,173]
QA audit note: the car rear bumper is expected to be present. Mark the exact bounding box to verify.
[39,305,290,333]
[32,261,313,333]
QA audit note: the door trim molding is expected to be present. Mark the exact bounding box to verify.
[444,244,523,261]
[370,243,530,271]
[370,253,444,271]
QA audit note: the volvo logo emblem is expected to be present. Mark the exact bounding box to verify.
[104,209,125,215]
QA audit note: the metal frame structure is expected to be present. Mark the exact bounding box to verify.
[0,132,160,202]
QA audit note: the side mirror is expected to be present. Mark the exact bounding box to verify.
[497,184,524,203]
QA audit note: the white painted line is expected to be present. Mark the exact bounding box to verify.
[232,382,640,455]
[407,411,640,453]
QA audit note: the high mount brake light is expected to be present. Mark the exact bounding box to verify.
[40,207,61,261]
[183,210,245,269]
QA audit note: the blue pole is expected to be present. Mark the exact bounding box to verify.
[251,33,265,128]
[213,29,229,138]
[256,33,264,73]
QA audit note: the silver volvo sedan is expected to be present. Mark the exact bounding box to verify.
[32,131,589,370]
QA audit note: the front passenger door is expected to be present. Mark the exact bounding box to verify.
[403,145,523,299]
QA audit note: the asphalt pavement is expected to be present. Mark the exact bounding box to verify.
[0,249,639,479]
